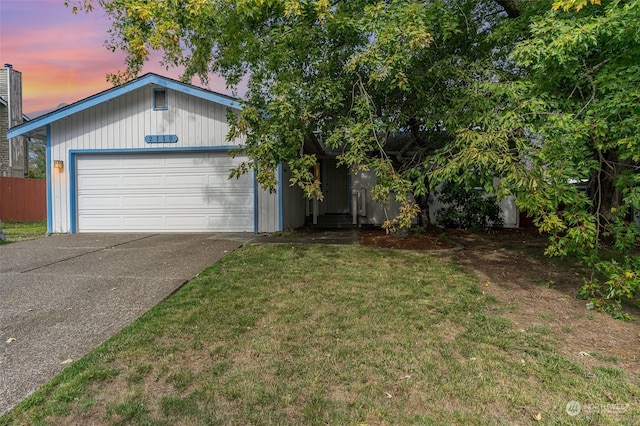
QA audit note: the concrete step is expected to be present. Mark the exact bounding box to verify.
[309,214,355,229]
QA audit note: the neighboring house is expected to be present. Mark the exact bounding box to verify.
[1,64,29,177]
[8,72,518,234]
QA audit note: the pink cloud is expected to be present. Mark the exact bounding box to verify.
[1,1,235,117]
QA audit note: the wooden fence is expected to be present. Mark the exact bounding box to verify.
[0,176,46,222]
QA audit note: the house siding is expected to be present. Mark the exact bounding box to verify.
[48,85,246,233]
[281,165,306,230]
[257,185,279,233]
[352,170,405,226]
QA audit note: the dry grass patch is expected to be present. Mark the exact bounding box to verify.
[3,244,639,425]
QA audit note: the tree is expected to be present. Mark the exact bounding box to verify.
[69,0,639,316]
[28,138,46,179]
[68,0,533,230]
[433,0,640,317]
[520,0,640,317]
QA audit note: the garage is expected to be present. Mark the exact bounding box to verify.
[7,73,284,234]
[75,151,254,232]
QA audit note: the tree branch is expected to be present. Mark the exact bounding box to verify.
[494,0,522,19]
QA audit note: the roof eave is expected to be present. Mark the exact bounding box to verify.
[7,73,242,139]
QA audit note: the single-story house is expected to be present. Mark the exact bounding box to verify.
[8,73,519,234]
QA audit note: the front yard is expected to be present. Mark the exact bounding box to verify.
[2,239,639,424]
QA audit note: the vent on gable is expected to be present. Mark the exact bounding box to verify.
[153,88,168,110]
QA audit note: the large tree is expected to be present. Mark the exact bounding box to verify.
[70,0,639,316]
[70,0,536,227]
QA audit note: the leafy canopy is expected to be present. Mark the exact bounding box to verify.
[69,0,639,316]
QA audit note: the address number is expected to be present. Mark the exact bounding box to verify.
[145,134,178,143]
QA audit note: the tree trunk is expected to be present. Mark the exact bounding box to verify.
[495,0,522,18]
[416,192,431,228]
[588,150,628,232]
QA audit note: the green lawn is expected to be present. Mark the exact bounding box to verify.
[0,220,47,243]
[2,244,638,425]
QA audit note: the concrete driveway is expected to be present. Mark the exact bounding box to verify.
[0,233,254,415]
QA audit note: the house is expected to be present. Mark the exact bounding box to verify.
[8,72,519,234]
[1,64,29,177]
[7,73,295,234]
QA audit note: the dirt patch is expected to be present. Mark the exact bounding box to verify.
[359,227,640,379]
[358,228,456,251]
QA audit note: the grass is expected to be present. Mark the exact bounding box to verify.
[2,244,639,425]
[0,220,47,243]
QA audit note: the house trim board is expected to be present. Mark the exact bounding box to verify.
[45,124,52,234]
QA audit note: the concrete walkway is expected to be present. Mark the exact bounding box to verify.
[0,233,255,415]
[251,228,358,245]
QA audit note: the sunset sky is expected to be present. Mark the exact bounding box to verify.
[0,0,230,118]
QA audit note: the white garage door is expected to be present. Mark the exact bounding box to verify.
[76,151,254,232]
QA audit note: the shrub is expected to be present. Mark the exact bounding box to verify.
[435,181,504,231]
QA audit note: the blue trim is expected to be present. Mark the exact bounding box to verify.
[69,146,239,155]
[68,146,243,234]
[45,125,52,234]
[277,163,284,232]
[253,169,259,234]
[7,73,242,139]
[69,150,77,234]
[145,134,178,143]
[153,88,168,110]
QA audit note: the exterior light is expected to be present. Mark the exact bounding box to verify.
[54,160,64,171]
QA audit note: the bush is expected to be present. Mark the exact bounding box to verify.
[577,255,640,321]
[435,181,504,231]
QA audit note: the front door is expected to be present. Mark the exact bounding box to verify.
[323,159,349,214]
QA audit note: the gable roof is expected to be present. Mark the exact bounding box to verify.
[7,73,241,140]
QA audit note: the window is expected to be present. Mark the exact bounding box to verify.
[153,88,168,110]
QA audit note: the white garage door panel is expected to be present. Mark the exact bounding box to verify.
[77,152,254,232]
[122,157,164,168]
[122,195,165,208]
[79,175,122,189]
[122,175,164,186]
[164,174,207,186]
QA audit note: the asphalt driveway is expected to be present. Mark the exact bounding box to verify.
[0,233,255,415]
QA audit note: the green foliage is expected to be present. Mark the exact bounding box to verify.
[435,181,504,231]
[69,0,521,228]
[432,0,640,316]
[513,0,640,316]
[28,138,46,180]
[70,0,640,317]
[578,256,640,320]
